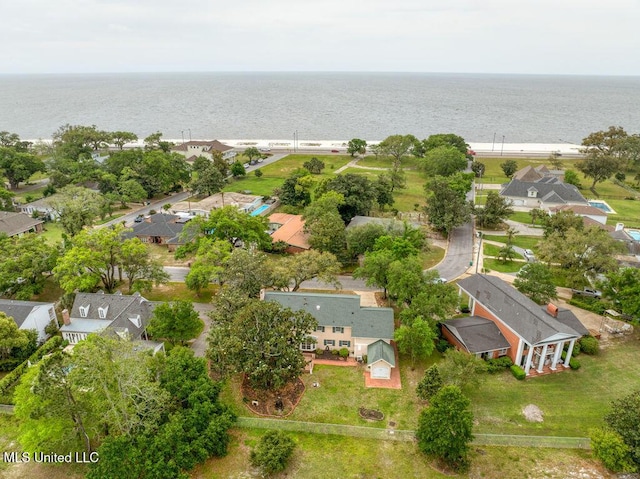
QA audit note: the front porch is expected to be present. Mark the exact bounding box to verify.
[519,338,576,376]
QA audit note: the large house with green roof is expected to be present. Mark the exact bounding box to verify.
[262,291,396,379]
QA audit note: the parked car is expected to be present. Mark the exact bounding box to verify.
[134,215,144,223]
[330,149,339,153]
[523,249,536,262]
[571,288,602,299]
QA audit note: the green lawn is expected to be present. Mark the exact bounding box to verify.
[482,235,542,251]
[482,258,525,273]
[421,246,446,269]
[223,154,352,197]
[476,157,580,184]
[605,198,640,228]
[470,334,640,437]
[508,211,537,224]
[484,243,523,260]
[39,222,65,245]
[356,155,421,170]
[138,282,216,303]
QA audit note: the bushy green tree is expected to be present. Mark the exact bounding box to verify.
[590,428,637,473]
[416,364,443,401]
[424,174,473,236]
[148,301,203,346]
[514,263,557,304]
[475,191,513,229]
[303,157,325,174]
[416,385,473,471]
[347,138,367,157]
[250,430,296,474]
[419,145,467,176]
[270,250,341,292]
[230,161,246,177]
[438,348,488,391]
[394,317,436,369]
[500,159,518,178]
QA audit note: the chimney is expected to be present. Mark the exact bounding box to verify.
[616,222,625,232]
[62,309,71,325]
[546,303,559,318]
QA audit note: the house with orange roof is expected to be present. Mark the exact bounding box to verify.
[268,213,310,253]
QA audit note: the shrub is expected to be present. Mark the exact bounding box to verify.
[416,365,443,400]
[486,356,513,373]
[590,428,637,473]
[339,348,349,358]
[0,359,21,372]
[149,209,157,215]
[250,430,296,474]
[569,358,581,370]
[174,241,198,260]
[362,354,368,364]
[436,339,453,354]
[580,336,599,355]
[315,348,324,356]
[568,297,607,315]
[331,349,339,355]
[510,365,526,380]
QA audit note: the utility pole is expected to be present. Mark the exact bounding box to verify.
[501,135,505,156]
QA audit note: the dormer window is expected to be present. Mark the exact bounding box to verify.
[128,315,141,328]
[98,306,108,319]
[79,305,90,318]
[527,187,538,198]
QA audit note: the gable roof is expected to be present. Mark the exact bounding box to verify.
[458,275,585,345]
[513,165,544,182]
[172,140,233,153]
[550,204,608,217]
[441,316,511,353]
[263,291,394,340]
[500,179,587,205]
[268,213,310,249]
[0,299,53,328]
[0,211,44,237]
[125,213,185,239]
[367,339,395,367]
[61,292,155,341]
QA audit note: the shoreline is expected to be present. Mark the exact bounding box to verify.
[26,138,583,156]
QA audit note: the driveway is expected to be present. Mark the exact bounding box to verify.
[190,302,214,357]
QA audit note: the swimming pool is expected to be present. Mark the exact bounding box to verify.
[250,204,270,216]
[627,230,640,241]
[588,200,616,214]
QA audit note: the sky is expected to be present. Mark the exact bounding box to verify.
[1,0,639,75]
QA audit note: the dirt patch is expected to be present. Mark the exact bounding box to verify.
[358,407,384,421]
[241,377,305,417]
[522,404,544,423]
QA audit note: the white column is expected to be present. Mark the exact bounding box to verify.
[537,344,548,373]
[564,339,576,368]
[551,341,564,370]
[515,340,524,367]
[524,346,534,375]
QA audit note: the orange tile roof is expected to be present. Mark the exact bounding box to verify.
[269,213,310,249]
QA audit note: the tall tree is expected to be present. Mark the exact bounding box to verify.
[541,210,583,238]
[48,186,105,236]
[416,385,474,472]
[604,390,640,468]
[148,301,203,346]
[190,165,225,196]
[243,147,261,164]
[514,263,558,304]
[219,249,273,297]
[377,134,415,167]
[578,126,628,190]
[418,145,467,177]
[230,161,246,177]
[387,257,429,305]
[353,249,395,298]
[184,238,232,295]
[537,226,623,287]
[416,365,443,401]
[201,205,272,250]
[303,157,325,174]
[120,239,170,292]
[394,317,437,369]
[602,268,640,319]
[303,192,348,258]
[475,191,513,229]
[347,138,367,157]
[424,175,473,236]
[500,159,518,178]
[208,300,317,391]
[0,313,30,360]
[438,348,488,391]
[109,131,138,150]
[0,233,59,300]
[270,250,341,292]
[276,171,314,207]
[316,173,376,222]
[422,133,470,158]
[54,224,167,293]
[0,146,46,189]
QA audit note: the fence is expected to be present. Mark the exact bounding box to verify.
[236,417,591,449]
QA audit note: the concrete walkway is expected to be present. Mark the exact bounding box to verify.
[334,158,389,174]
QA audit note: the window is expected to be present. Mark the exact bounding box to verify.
[332,327,344,334]
[79,305,89,318]
[316,326,325,332]
[98,306,108,319]
[301,337,316,351]
[324,339,335,346]
[498,348,508,357]
[128,315,141,328]
[339,340,351,347]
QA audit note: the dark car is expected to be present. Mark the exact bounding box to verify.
[330,149,339,153]
[134,215,144,223]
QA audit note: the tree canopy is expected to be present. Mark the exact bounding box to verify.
[424,174,473,236]
[200,205,272,250]
[474,191,513,229]
[316,173,376,222]
[418,145,467,176]
[148,301,203,346]
[514,263,558,305]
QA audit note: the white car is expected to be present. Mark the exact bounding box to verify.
[523,249,536,262]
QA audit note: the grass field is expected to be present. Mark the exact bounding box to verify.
[482,235,542,251]
[223,154,352,197]
[39,222,65,245]
[483,258,525,273]
[484,243,523,260]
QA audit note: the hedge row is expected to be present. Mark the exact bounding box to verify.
[510,365,526,380]
[568,297,607,315]
[0,336,66,402]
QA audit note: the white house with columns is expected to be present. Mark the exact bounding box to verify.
[444,275,588,376]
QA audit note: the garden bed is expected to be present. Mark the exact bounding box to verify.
[241,376,306,417]
[358,407,384,421]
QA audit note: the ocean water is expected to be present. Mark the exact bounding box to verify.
[0,72,639,143]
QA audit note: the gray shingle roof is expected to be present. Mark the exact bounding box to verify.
[62,292,155,340]
[0,211,44,237]
[441,316,510,353]
[125,213,185,240]
[263,291,394,340]
[0,299,53,328]
[458,275,584,345]
[500,179,587,204]
[367,339,395,366]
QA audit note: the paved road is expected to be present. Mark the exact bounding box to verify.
[434,220,474,282]
[98,190,192,229]
[164,266,189,282]
[300,275,379,292]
